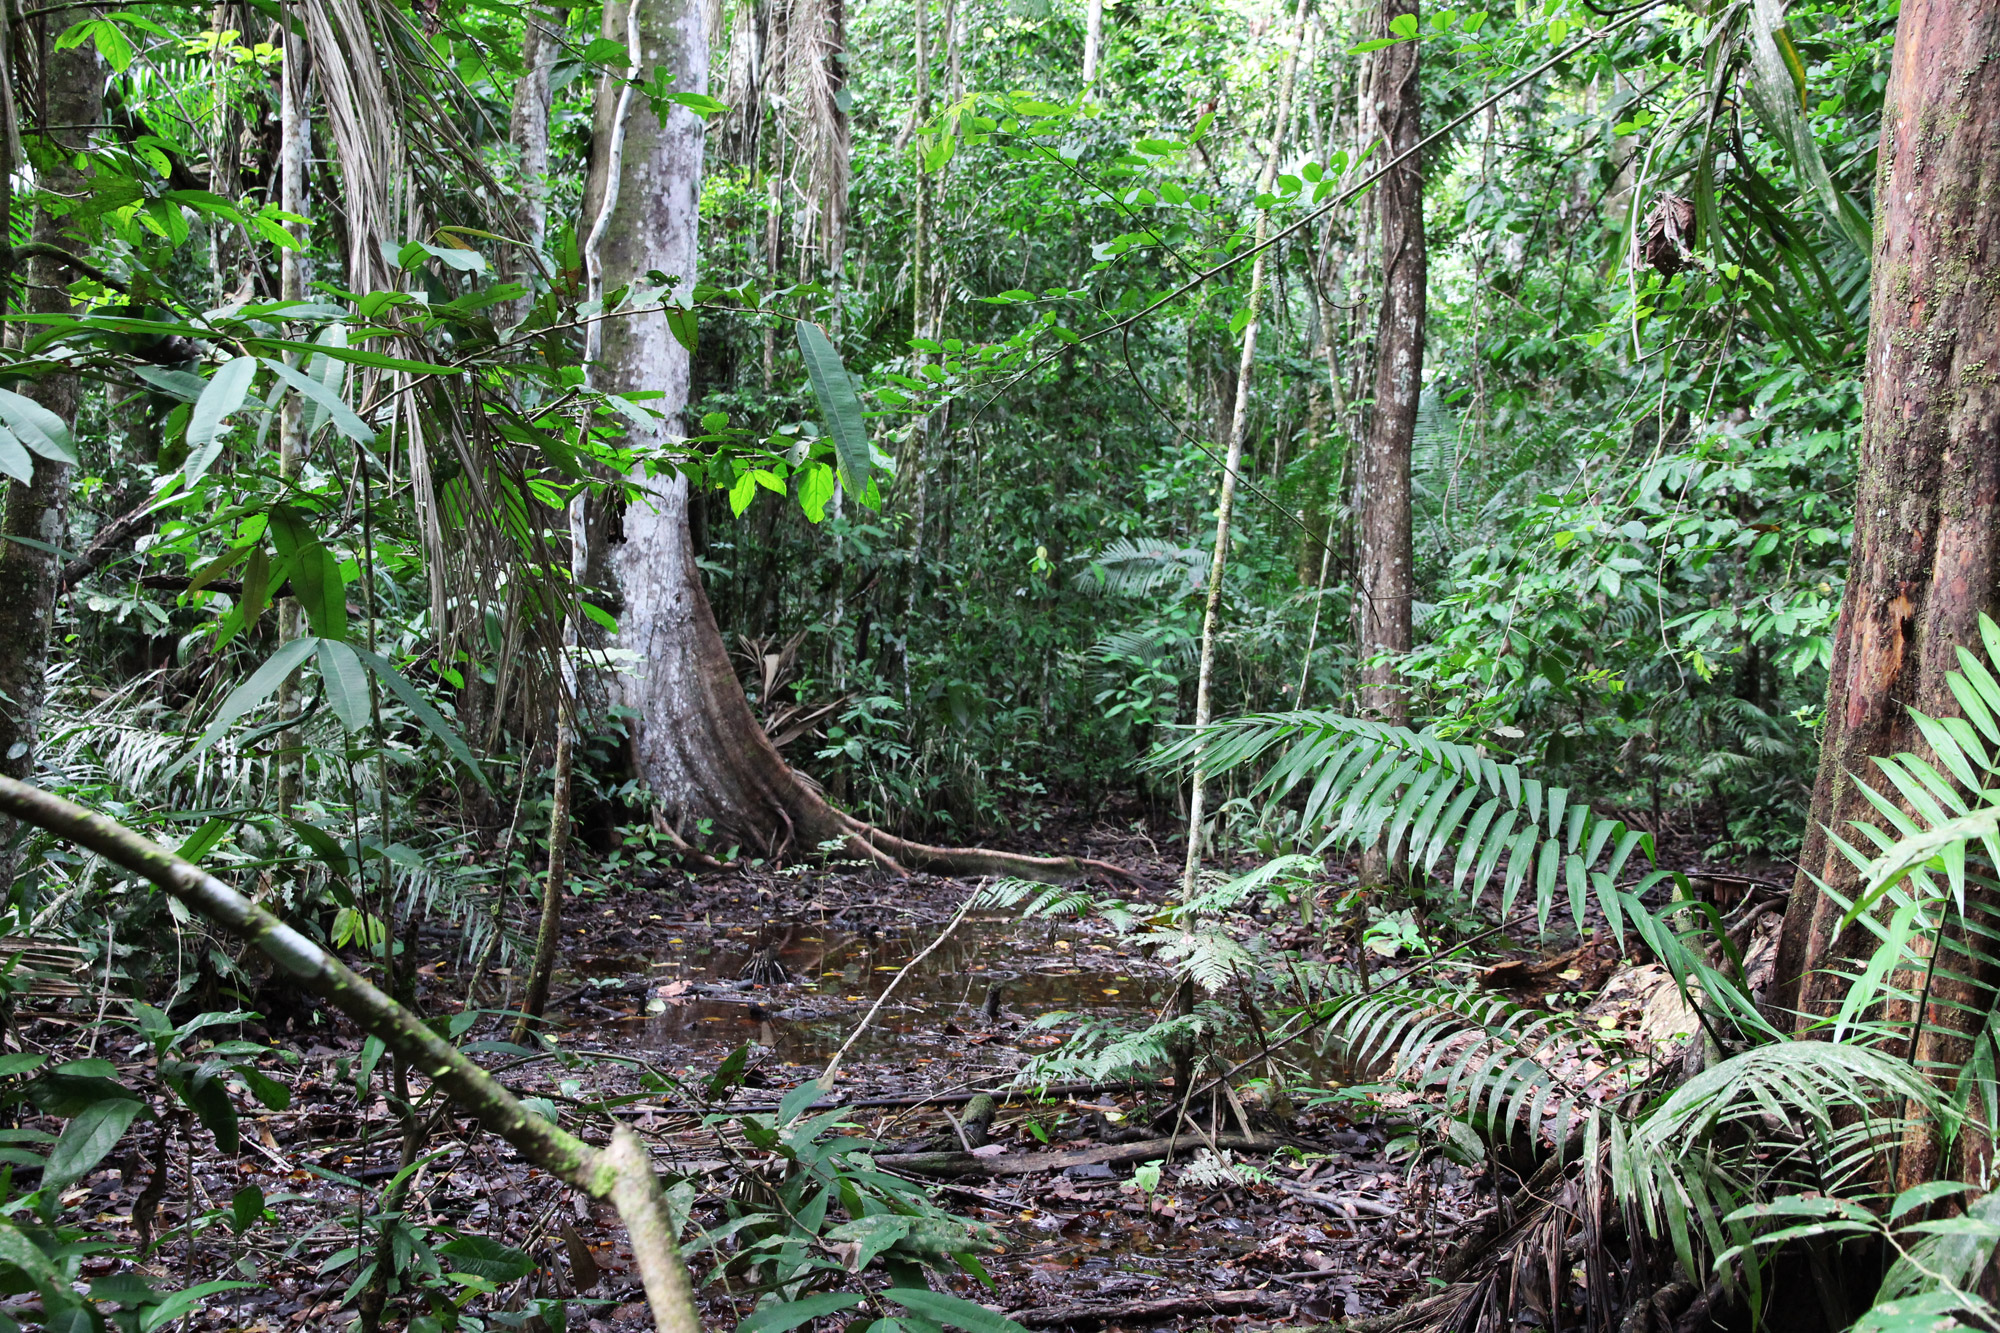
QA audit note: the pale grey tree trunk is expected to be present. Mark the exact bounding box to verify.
[503,4,560,324]
[1178,0,1308,895]
[577,0,1139,888]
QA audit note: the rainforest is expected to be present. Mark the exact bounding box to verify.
[0,0,1995,1328]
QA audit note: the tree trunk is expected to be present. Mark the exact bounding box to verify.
[1178,0,1309,895]
[1356,0,1422,730]
[1767,0,2000,1185]
[1082,0,1102,85]
[502,4,559,325]
[0,14,100,807]
[583,0,1129,888]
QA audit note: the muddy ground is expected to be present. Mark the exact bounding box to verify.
[0,806,1780,1331]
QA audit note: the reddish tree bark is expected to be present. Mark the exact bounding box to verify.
[1767,0,2000,1184]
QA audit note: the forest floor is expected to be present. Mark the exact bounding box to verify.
[1,804,1787,1332]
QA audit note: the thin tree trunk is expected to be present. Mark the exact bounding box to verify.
[0,11,99,829]
[1767,0,2000,1186]
[512,701,574,1043]
[1357,0,1423,732]
[275,5,308,816]
[1082,0,1102,84]
[902,0,933,696]
[1179,0,1309,895]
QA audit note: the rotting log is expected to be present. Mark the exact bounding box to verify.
[0,776,702,1333]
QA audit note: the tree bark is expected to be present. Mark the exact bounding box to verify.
[502,3,559,325]
[1767,0,2000,1186]
[1082,0,1102,85]
[0,12,99,808]
[582,0,1131,887]
[1356,0,1423,729]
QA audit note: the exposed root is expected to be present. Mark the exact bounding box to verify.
[836,812,1152,888]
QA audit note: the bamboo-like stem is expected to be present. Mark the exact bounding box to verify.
[0,775,701,1333]
[1179,0,1310,896]
[512,695,575,1044]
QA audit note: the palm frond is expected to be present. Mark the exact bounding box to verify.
[1073,537,1211,599]
[1151,712,1661,931]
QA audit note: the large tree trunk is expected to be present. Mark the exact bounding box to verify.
[0,15,101,804]
[583,0,1128,887]
[1356,0,1422,729]
[1767,0,2000,1185]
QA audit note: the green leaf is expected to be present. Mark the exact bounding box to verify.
[437,1235,535,1282]
[293,544,349,641]
[316,639,373,734]
[707,1042,752,1098]
[260,356,375,444]
[798,461,836,523]
[0,425,33,484]
[133,365,210,402]
[287,817,353,879]
[45,1096,145,1191]
[166,635,320,780]
[138,1281,258,1332]
[184,356,259,481]
[738,1293,867,1333]
[796,321,871,492]
[1388,12,1418,37]
[777,1077,825,1126]
[351,646,490,788]
[0,386,79,465]
[666,303,698,353]
[229,1184,266,1234]
[887,1287,1028,1333]
[175,817,231,865]
[0,1218,62,1292]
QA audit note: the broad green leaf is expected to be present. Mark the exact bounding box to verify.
[138,1281,259,1332]
[0,386,79,464]
[45,1096,144,1190]
[0,1218,62,1291]
[317,638,373,733]
[778,1077,825,1126]
[0,425,30,484]
[293,542,349,641]
[437,1235,535,1282]
[666,303,698,353]
[738,1293,867,1333]
[287,817,352,879]
[167,635,320,779]
[184,356,259,481]
[887,1287,1028,1333]
[796,321,871,491]
[260,356,375,444]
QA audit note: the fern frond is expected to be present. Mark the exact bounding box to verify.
[1073,537,1210,598]
[1150,711,1659,931]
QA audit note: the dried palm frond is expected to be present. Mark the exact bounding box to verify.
[1640,193,1697,276]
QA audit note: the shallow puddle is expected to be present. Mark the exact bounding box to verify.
[562,916,1168,1063]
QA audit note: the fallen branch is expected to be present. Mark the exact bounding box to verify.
[1272,1178,1399,1218]
[0,776,701,1333]
[1005,1289,1284,1327]
[877,1130,1288,1177]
